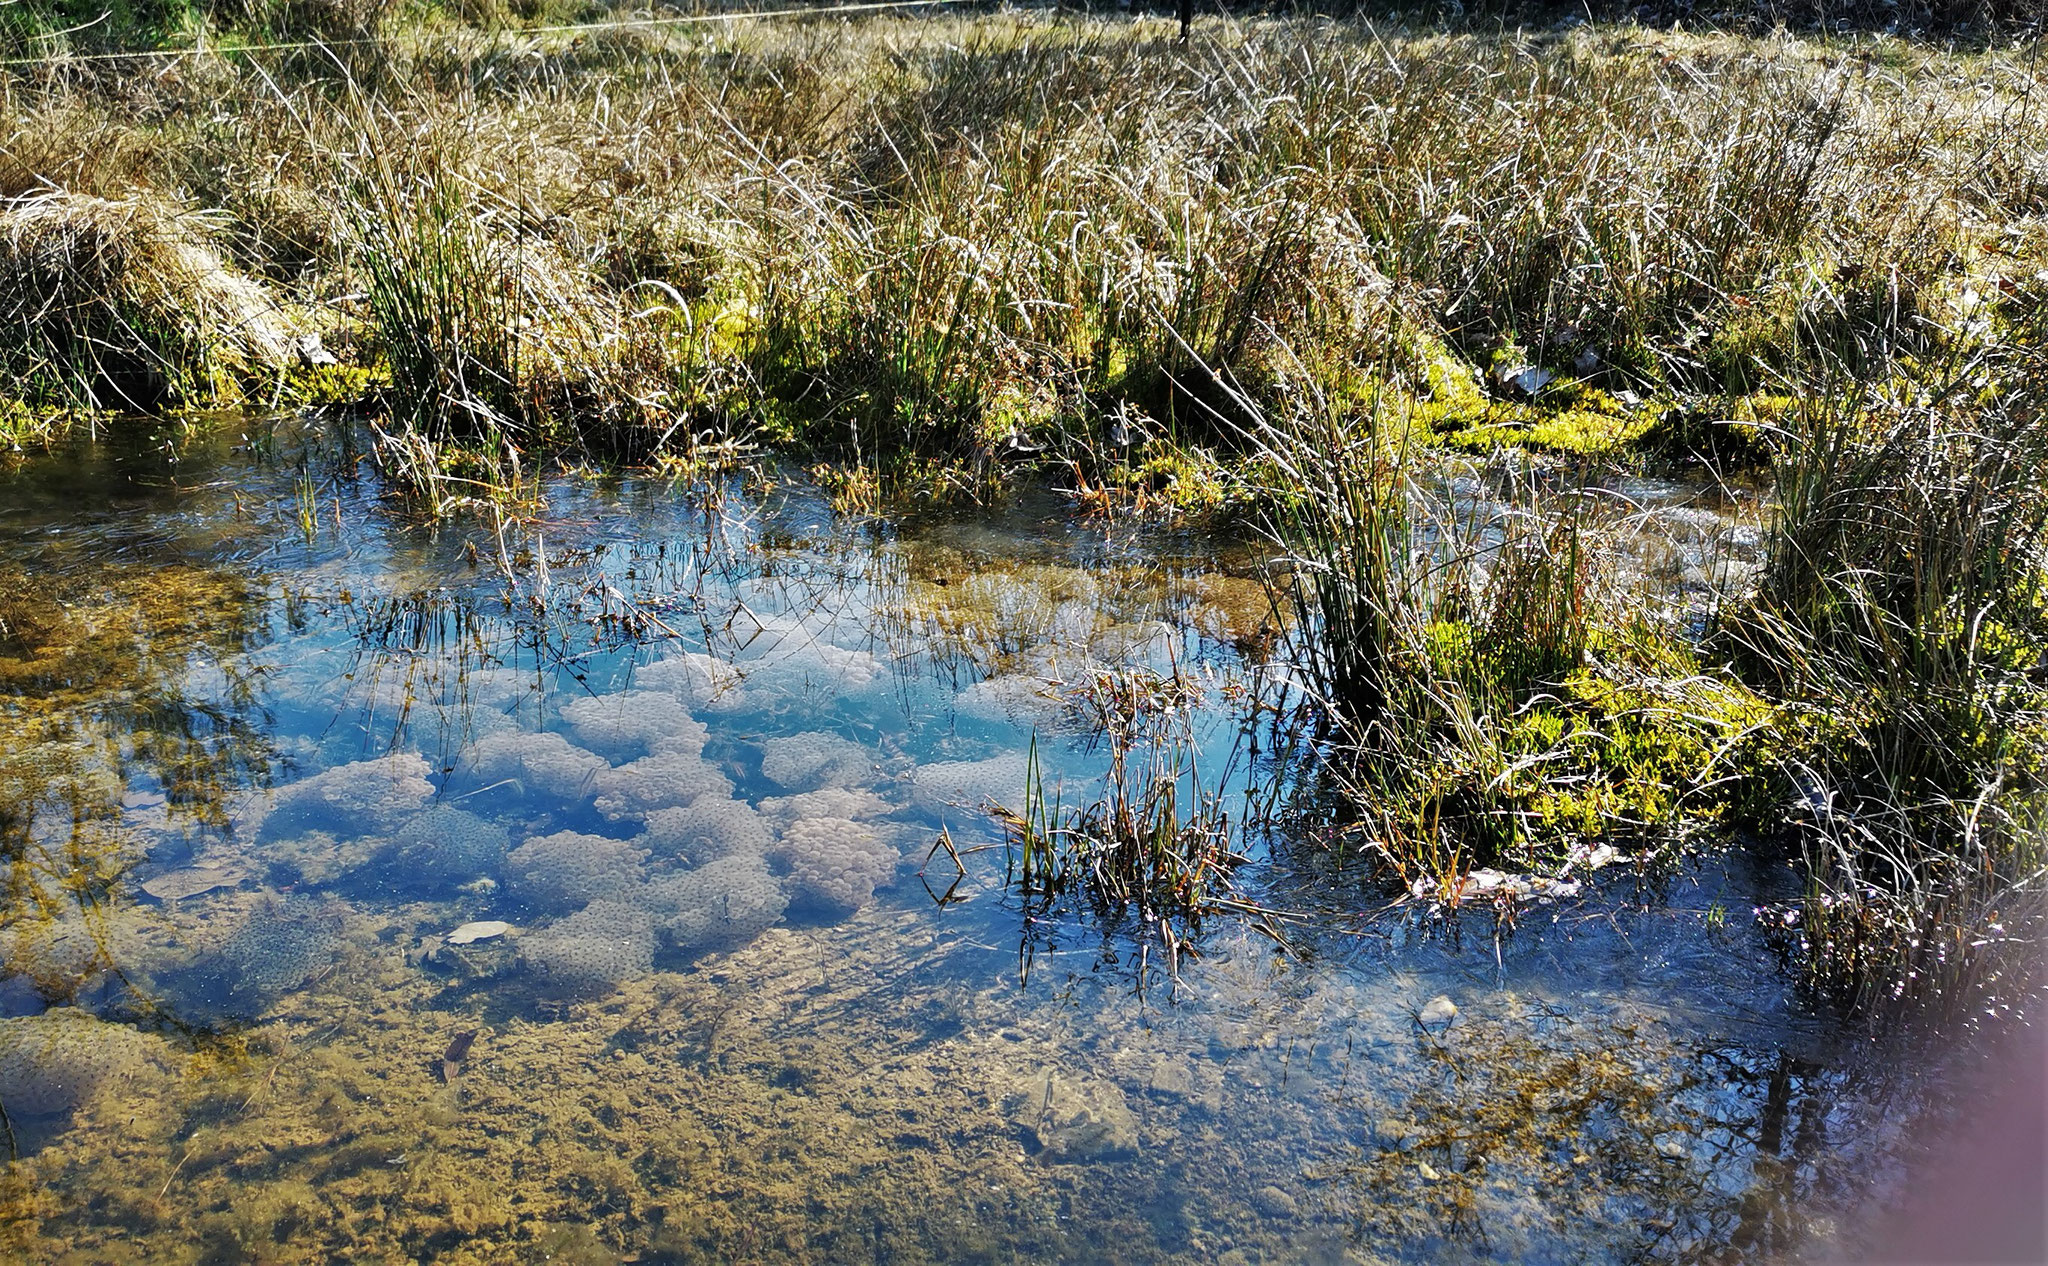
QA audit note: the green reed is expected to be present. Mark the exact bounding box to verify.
[335,111,681,504]
[999,668,1243,950]
[1731,337,2048,1013]
[1250,377,1603,880]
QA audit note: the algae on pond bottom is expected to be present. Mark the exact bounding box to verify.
[0,883,1908,1264]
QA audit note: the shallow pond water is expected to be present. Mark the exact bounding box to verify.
[0,419,1975,1263]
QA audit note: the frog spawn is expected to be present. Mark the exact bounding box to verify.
[184,633,941,1009]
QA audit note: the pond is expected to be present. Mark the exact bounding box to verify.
[0,417,1983,1263]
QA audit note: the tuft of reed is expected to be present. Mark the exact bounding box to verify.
[293,469,319,540]
[997,665,1244,959]
[0,190,305,413]
[1240,348,1782,900]
[1732,343,2048,1013]
[1249,378,1597,881]
[338,131,677,504]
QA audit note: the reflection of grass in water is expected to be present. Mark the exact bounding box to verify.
[0,562,272,827]
[333,587,531,764]
[1333,1004,1854,1261]
[0,560,273,1012]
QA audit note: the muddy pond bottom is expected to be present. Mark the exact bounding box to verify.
[0,421,1939,1263]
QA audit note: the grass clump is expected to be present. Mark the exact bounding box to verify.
[1259,277,2045,1010]
[341,139,688,502]
[1255,394,1779,890]
[1731,357,2048,1010]
[998,667,1245,959]
[0,191,310,417]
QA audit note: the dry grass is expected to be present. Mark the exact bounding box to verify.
[0,190,308,413]
[1,14,2041,482]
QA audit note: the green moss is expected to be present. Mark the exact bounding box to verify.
[1102,444,1238,515]
[1391,333,1657,459]
[1094,336,1137,391]
[0,399,83,452]
[1409,329,1490,423]
[672,286,759,369]
[274,363,387,407]
[975,376,1061,452]
[1700,296,1800,393]
[1443,406,1655,457]
[1372,611,1792,870]
[1512,665,1783,846]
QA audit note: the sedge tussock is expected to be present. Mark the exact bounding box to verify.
[0,190,308,411]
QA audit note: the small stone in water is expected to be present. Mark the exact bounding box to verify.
[1251,1184,1299,1218]
[139,864,245,901]
[447,920,512,945]
[1418,996,1458,1029]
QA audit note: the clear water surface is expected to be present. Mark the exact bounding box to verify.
[0,417,1972,1263]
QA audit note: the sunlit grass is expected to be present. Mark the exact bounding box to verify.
[3,13,2042,495]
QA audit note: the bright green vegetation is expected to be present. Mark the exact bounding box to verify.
[1256,361,2045,1013]
[2,7,2043,1013]
[1258,410,1787,886]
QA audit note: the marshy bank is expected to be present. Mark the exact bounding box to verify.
[0,4,2044,1262]
[3,9,2044,483]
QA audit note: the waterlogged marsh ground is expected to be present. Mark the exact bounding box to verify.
[0,420,1963,1262]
